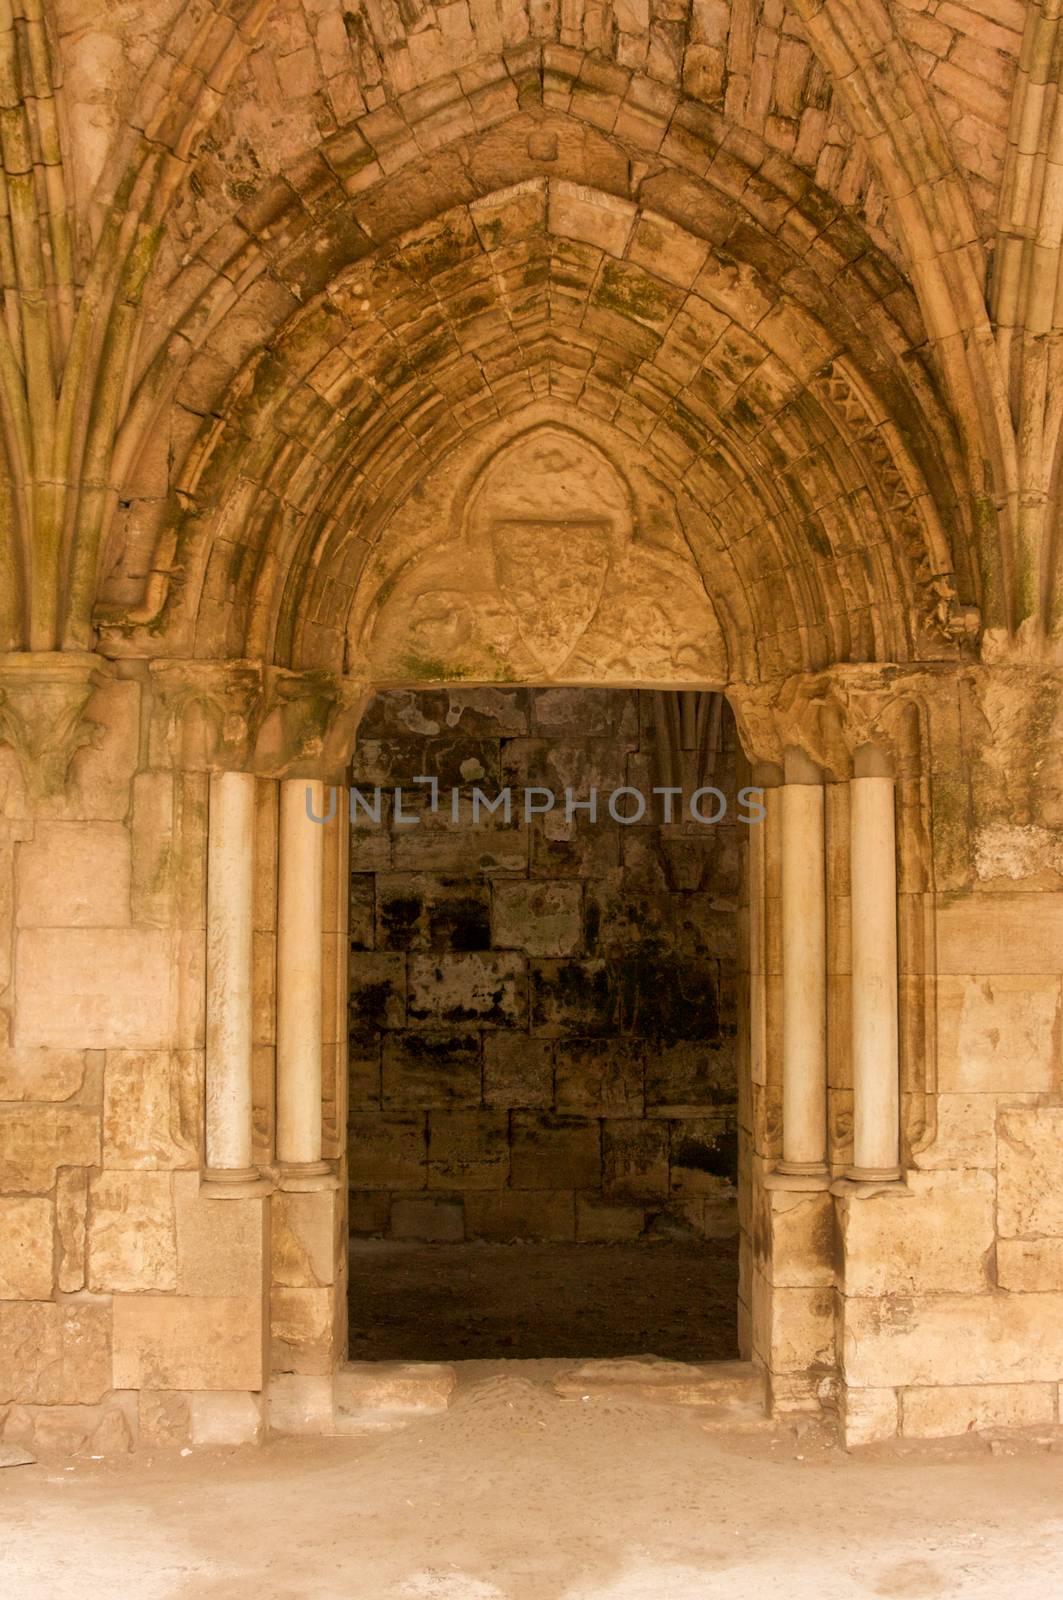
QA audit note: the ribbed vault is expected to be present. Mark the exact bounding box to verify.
[96,101,978,684]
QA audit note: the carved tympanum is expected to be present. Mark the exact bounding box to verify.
[363,424,727,685]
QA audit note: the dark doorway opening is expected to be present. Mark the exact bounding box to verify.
[346,686,742,1362]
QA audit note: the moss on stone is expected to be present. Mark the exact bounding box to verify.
[592,261,682,328]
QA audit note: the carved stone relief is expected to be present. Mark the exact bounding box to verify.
[148,661,367,779]
[0,653,111,801]
[357,421,728,687]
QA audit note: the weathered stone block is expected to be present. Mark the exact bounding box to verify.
[700,1195,740,1239]
[901,1382,1056,1439]
[511,1113,600,1189]
[272,1189,339,1289]
[0,1197,54,1298]
[842,1386,899,1446]
[102,1049,199,1169]
[2,1399,134,1458]
[334,1361,456,1426]
[348,951,406,1033]
[911,1093,999,1170]
[190,1389,265,1447]
[529,959,618,1035]
[407,952,526,1027]
[646,1038,735,1112]
[997,1108,1063,1238]
[555,1037,643,1113]
[88,1171,177,1293]
[464,1189,576,1241]
[492,880,582,955]
[937,974,1060,1092]
[997,1238,1063,1291]
[130,772,176,927]
[584,877,674,953]
[674,896,738,961]
[389,814,528,876]
[138,1389,191,1447]
[761,1190,835,1289]
[389,1195,465,1241]
[16,928,171,1049]
[483,1033,553,1107]
[0,1303,111,1404]
[842,1293,1063,1388]
[17,821,131,927]
[0,1107,100,1192]
[428,1110,509,1188]
[377,874,491,952]
[382,1030,481,1109]
[348,1113,426,1189]
[0,1046,86,1101]
[268,1373,335,1435]
[348,872,375,949]
[530,816,619,879]
[669,1115,738,1194]
[602,1119,669,1199]
[113,1295,265,1390]
[56,1167,88,1292]
[752,1270,835,1376]
[271,1286,335,1376]
[348,1041,382,1110]
[174,1174,267,1297]
[936,894,1063,974]
[841,1172,994,1296]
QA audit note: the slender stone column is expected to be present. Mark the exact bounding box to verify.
[848,745,902,1181]
[276,778,329,1183]
[204,770,264,1192]
[777,748,828,1180]
[749,762,782,1090]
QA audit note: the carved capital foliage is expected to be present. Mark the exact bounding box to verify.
[0,652,112,801]
[147,659,368,780]
[727,667,927,779]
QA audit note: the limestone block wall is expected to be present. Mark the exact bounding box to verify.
[832,680,1063,1444]
[346,687,741,1244]
[0,673,270,1454]
[839,875,1063,1443]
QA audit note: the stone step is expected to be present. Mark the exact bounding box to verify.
[697,1401,774,1433]
[332,1361,457,1433]
[550,1357,767,1412]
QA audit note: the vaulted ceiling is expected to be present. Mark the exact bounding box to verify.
[0,3,1058,665]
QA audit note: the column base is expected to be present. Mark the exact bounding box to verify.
[765,1163,830,1192]
[833,1168,908,1199]
[201,1166,275,1199]
[276,1160,341,1193]
[845,1164,903,1183]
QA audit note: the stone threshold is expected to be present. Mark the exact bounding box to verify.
[268,1356,769,1438]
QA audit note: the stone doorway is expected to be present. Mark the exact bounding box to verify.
[345,685,746,1363]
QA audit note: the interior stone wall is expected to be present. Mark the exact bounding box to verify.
[346,687,741,1244]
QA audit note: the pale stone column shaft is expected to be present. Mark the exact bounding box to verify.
[848,759,901,1180]
[749,763,782,1090]
[276,778,326,1170]
[205,770,256,1179]
[779,749,828,1178]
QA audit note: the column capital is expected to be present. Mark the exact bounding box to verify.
[0,650,113,800]
[146,658,368,780]
[727,667,928,780]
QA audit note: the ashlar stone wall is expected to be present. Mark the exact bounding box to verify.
[346,687,741,1245]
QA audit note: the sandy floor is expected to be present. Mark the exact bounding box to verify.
[348,1239,739,1361]
[3,1367,1062,1600]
